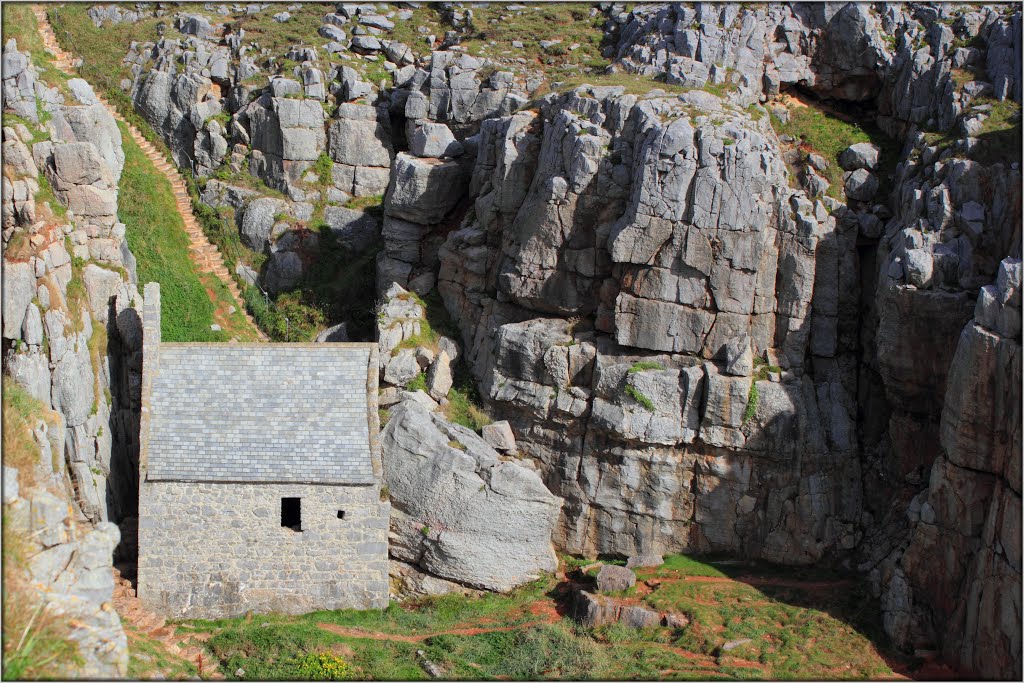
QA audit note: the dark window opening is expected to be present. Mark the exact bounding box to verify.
[281,497,302,532]
[337,510,346,520]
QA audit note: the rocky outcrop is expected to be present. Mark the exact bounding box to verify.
[889,258,1021,679]
[3,40,138,678]
[432,85,862,565]
[3,467,129,678]
[607,3,1021,134]
[380,399,562,592]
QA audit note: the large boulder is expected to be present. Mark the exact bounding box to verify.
[239,197,287,250]
[385,153,467,224]
[328,105,392,167]
[381,399,562,592]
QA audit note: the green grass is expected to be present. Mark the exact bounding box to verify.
[424,623,606,680]
[970,98,1022,166]
[46,4,170,93]
[407,372,428,393]
[458,4,608,75]
[771,104,895,200]
[343,194,385,213]
[742,382,759,424]
[444,384,492,432]
[628,360,665,374]
[124,626,198,680]
[1,3,71,99]
[117,121,225,342]
[178,555,901,681]
[313,152,333,187]
[625,385,656,412]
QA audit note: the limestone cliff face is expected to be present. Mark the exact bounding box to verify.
[104,1,1021,677]
[3,40,138,677]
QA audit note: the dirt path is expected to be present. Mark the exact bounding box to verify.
[31,5,266,341]
[111,567,222,679]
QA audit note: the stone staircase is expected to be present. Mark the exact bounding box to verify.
[113,566,221,678]
[31,5,266,341]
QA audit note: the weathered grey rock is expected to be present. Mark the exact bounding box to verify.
[384,348,420,387]
[262,249,304,294]
[239,197,287,250]
[596,564,636,593]
[314,322,350,343]
[386,153,466,224]
[177,13,218,40]
[381,399,562,592]
[329,114,392,167]
[723,336,753,376]
[838,142,881,171]
[21,303,43,346]
[844,168,878,202]
[619,604,662,628]
[571,590,620,627]
[6,351,51,405]
[409,123,464,158]
[82,264,122,323]
[626,553,664,569]
[3,466,19,503]
[30,491,70,548]
[425,350,452,401]
[351,35,382,53]
[323,205,380,252]
[3,260,35,340]
[481,420,516,452]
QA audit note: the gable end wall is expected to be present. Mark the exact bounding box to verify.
[138,480,389,619]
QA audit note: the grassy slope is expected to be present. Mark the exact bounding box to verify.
[117,121,225,342]
[176,555,904,681]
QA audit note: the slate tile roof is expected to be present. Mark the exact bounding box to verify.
[146,344,375,484]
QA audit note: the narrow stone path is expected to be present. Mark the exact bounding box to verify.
[112,567,222,679]
[31,5,266,341]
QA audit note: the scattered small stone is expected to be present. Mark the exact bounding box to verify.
[210,324,222,332]
[234,668,245,678]
[721,638,753,652]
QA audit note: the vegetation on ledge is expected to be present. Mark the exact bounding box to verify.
[172,553,905,681]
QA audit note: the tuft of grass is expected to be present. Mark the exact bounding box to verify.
[86,321,107,416]
[406,372,428,393]
[444,386,492,432]
[971,98,1022,166]
[116,121,225,342]
[34,173,66,219]
[625,385,656,412]
[4,230,33,262]
[628,360,665,374]
[313,152,333,187]
[743,382,759,424]
[343,194,385,213]
[2,378,61,491]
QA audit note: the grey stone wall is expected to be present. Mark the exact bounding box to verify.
[138,480,389,618]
